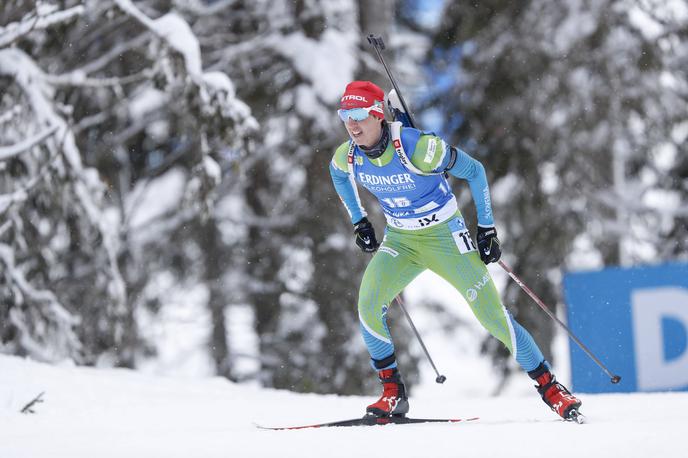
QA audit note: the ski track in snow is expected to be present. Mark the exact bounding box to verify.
[1,355,686,458]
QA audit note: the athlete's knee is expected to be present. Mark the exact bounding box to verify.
[358,286,389,333]
[358,279,391,323]
[475,304,514,352]
[358,298,388,332]
[357,293,382,326]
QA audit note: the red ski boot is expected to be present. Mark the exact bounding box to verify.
[530,364,582,421]
[366,368,409,417]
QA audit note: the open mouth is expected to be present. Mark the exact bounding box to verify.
[351,128,363,138]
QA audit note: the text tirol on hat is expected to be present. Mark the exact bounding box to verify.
[338,81,385,122]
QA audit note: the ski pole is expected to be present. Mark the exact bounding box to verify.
[497,259,621,384]
[367,34,445,383]
[366,34,417,128]
[367,251,446,383]
[393,293,447,384]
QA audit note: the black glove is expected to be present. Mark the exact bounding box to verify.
[476,226,501,264]
[353,217,379,253]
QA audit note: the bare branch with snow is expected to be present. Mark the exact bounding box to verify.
[0,125,58,161]
[0,4,85,48]
[70,33,151,76]
[177,0,239,16]
[0,141,63,215]
[0,243,82,361]
[0,47,128,327]
[0,220,10,238]
[42,69,152,88]
[114,0,202,77]
[0,105,23,125]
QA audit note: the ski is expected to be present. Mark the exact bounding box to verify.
[255,415,479,430]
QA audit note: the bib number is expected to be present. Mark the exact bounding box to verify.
[453,230,477,254]
[448,217,477,254]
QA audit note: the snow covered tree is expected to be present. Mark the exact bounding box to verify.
[1,0,255,366]
[1,3,125,363]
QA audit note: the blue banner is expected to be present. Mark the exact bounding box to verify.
[563,262,688,393]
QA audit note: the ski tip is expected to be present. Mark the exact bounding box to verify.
[254,422,277,430]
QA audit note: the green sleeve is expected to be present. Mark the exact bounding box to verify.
[409,134,448,174]
[331,142,351,173]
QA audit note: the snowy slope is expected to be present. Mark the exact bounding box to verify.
[1,356,686,458]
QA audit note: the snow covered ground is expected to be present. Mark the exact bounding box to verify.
[1,355,686,458]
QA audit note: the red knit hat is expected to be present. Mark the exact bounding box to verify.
[340,81,385,119]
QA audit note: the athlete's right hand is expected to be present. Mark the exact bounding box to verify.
[353,217,379,253]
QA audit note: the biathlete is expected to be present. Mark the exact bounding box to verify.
[329,80,582,421]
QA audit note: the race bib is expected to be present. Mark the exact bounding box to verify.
[448,217,477,254]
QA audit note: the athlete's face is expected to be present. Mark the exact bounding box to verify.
[344,116,383,148]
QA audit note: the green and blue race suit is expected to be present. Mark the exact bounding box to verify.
[330,125,545,372]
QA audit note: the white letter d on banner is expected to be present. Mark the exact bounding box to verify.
[632,287,688,391]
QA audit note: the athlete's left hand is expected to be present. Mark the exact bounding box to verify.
[476,226,501,264]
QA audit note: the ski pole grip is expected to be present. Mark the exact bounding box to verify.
[367,34,385,50]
